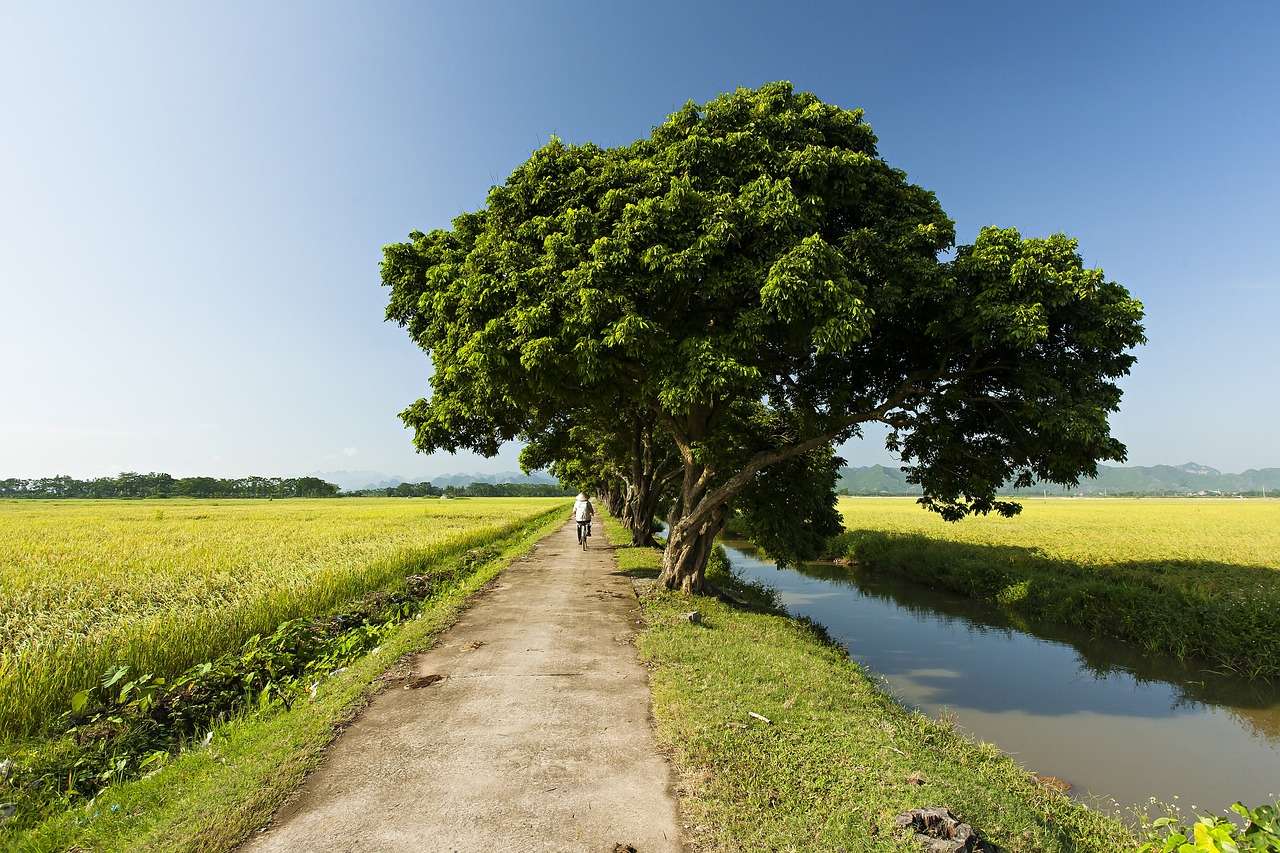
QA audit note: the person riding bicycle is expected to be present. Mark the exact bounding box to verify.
[572,492,595,546]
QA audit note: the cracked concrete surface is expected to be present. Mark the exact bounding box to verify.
[240,520,682,853]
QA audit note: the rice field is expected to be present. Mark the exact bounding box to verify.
[0,497,568,736]
[830,497,1280,674]
[836,496,1280,572]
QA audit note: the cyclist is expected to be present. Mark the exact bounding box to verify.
[572,492,595,549]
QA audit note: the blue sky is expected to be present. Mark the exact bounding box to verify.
[2,1,1277,479]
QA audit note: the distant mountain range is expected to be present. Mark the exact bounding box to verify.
[838,462,1280,496]
[318,462,1278,497]
[426,470,558,488]
[310,469,557,492]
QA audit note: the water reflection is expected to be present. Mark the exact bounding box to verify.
[720,540,1280,811]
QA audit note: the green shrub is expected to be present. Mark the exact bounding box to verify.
[1138,801,1280,852]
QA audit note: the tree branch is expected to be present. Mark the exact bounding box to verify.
[673,373,934,534]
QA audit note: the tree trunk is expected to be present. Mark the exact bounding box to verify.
[652,383,924,593]
[623,475,662,547]
[602,485,625,518]
[658,507,724,593]
[616,417,675,548]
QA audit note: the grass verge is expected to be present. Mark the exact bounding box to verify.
[603,515,1134,852]
[3,507,567,852]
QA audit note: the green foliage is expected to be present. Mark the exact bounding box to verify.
[902,227,1145,520]
[519,414,633,497]
[384,81,1144,586]
[1138,802,1280,852]
[731,447,844,567]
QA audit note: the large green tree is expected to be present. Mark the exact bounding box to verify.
[383,82,1145,592]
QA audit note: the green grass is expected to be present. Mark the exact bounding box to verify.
[603,515,1134,852]
[829,497,1280,677]
[0,497,568,735]
[6,509,567,853]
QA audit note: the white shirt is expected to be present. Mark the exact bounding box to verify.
[573,498,594,522]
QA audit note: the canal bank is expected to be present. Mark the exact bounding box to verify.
[720,539,1280,815]
[824,497,1280,680]
[604,516,1134,852]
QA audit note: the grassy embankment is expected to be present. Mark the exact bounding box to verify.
[603,515,1133,852]
[827,497,1280,678]
[0,497,568,735]
[4,500,568,852]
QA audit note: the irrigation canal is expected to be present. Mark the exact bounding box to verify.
[719,539,1280,815]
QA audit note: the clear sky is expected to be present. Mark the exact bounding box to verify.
[2,1,1277,480]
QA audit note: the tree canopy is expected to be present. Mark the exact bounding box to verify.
[383,82,1145,591]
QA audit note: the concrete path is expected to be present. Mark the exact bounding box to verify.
[241,520,682,853]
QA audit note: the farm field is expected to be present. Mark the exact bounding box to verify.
[0,497,569,736]
[835,496,1280,570]
[829,497,1280,675]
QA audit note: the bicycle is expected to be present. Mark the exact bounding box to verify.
[576,519,591,550]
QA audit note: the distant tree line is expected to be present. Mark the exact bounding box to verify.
[0,472,339,499]
[341,481,573,498]
[1,473,576,500]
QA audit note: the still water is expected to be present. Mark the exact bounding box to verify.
[720,539,1280,813]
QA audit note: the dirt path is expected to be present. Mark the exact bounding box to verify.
[241,520,682,853]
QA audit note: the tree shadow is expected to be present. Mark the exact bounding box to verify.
[611,566,660,580]
[607,542,661,580]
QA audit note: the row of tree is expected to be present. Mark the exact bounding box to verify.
[0,473,340,499]
[0,474,578,500]
[342,481,573,498]
[383,82,1146,593]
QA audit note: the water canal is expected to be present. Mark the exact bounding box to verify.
[719,539,1280,814]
